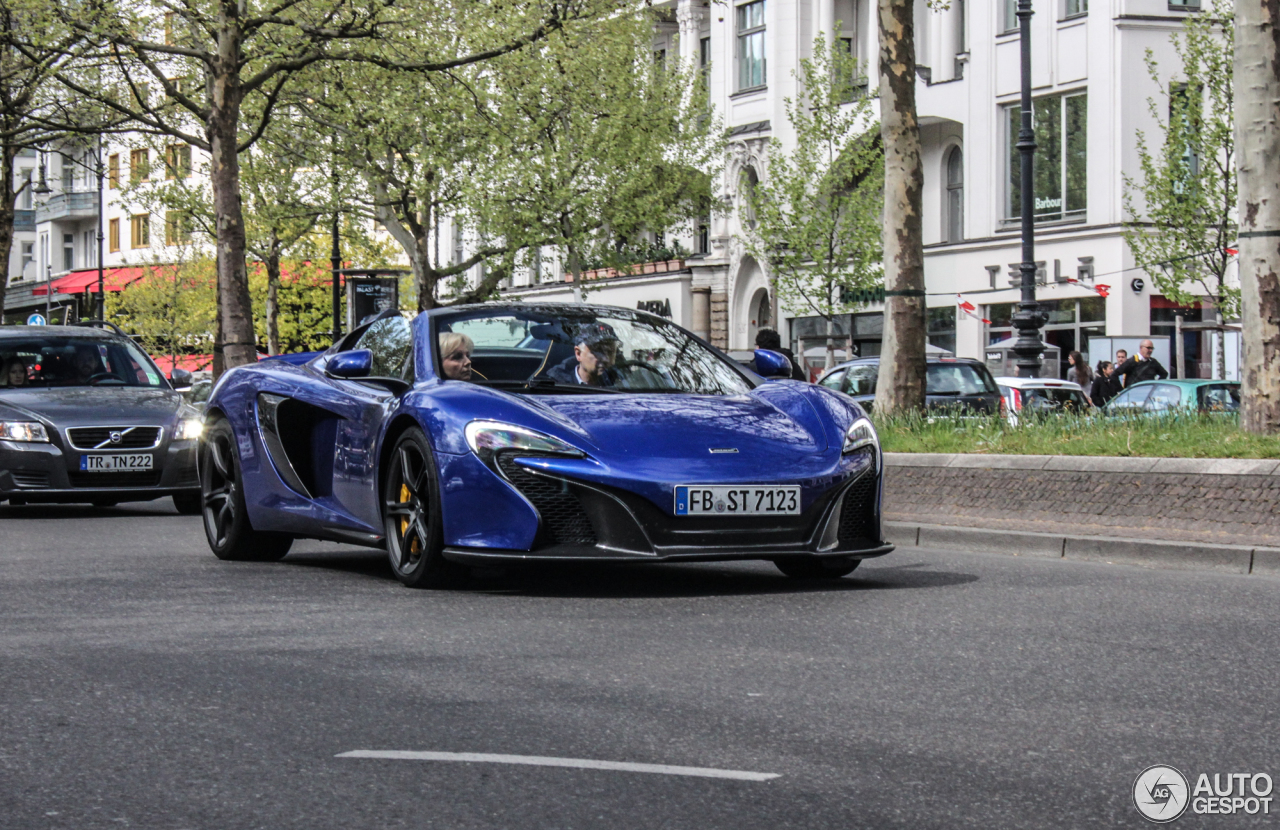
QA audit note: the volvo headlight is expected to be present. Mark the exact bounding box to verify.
[464,420,585,465]
[177,417,204,441]
[0,422,49,443]
[842,417,878,455]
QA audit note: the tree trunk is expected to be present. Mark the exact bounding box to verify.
[1236,0,1280,434]
[265,253,281,356]
[566,238,584,303]
[0,143,17,323]
[208,24,256,370]
[872,0,927,416]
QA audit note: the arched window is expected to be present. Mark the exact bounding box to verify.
[945,146,964,243]
[741,166,759,230]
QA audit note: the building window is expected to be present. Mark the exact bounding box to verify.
[165,211,190,245]
[1065,0,1087,17]
[928,306,957,355]
[20,242,33,278]
[164,10,175,44]
[1006,92,1087,224]
[451,222,464,266]
[1168,0,1200,9]
[108,154,119,189]
[18,169,32,209]
[945,146,964,243]
[130,149,150,184]
[63,233,74,271]
[697,218,710,254]
[699,36,712,105]
[131,213,150,249]
[83,230,95,267]
[1002,0,1018,32]
[61,154,74,191]
[165,144,191,179]
[736,0,766,90]
[109,218,120,252]
[741,166,759,229]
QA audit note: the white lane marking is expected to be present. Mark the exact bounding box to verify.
[336,750,779,781]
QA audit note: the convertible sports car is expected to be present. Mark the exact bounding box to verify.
[199,303,891,587]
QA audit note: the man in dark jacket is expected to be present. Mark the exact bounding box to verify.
[1114,340,1169,388]
[753,329,807,381]
[547,322,620,387]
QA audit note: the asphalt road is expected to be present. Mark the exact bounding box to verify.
[2,502,1278,829]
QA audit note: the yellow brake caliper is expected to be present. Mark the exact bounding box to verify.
[399,483,419,553]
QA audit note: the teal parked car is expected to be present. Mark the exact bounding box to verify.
[1104,379,1240,416]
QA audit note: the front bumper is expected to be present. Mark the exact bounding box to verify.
[441,446,890,565]
[0,439,199,503]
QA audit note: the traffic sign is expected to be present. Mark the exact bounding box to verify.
[26,313,46,326]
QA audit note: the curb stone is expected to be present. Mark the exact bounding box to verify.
[885,521,1280,578]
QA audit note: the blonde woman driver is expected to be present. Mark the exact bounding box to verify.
[438,332,476,381]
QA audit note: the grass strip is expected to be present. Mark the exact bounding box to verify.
[873,411,1280,458]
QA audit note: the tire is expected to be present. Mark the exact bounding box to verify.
[172,492,202,515]
[382,428,465,588]
[773,556,861,579]
[200,418,293,562]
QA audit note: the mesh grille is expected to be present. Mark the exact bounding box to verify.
[10,471,50,489]
[68,470,162,488]
[837,453,879,546]
[67,426,162,450]
[497,455,598,546]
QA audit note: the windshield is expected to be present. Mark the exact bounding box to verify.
[0,336,167,390]
[434,308,754,395]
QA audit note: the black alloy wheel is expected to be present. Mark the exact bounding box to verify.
[200,418,292,561]
[773,556,861,579]
[383,428,465,588]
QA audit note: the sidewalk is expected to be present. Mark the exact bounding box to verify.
[882,453,1280,577]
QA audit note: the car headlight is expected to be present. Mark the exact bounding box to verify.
[177,418,204,441]
[0,421,50,443]
[464,420,585,466]
[842,417,878,455]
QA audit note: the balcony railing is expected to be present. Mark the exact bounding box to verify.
[14,209,35,232]
[35,191,99,223]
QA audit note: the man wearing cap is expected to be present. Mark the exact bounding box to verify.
[548,322,620,387]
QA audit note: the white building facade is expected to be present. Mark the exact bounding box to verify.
[500,0,1219,379]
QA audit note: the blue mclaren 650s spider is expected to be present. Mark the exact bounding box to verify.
[197,303,892,587]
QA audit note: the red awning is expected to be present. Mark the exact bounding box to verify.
[32,267,149,296]
[150,353,215,374]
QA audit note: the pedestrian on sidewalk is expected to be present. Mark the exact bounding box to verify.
[1066,351,1093,388]
[1114,340,1169,388]
[1113,349,1128,387]
[1090,361,1115,407]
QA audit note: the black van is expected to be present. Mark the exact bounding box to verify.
[815,356,1004,415]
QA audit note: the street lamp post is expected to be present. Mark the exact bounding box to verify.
[1011,0,1047,378]
[96,135,105,322]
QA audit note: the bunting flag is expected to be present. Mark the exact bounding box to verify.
[1066,277,1110,298]
[1225,247,1239,256]
[957,295,991,325]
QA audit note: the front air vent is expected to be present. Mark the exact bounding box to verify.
[496,455,598,546]
[10,471,50,489]
[837,450,879,547]
[67,426,162,451]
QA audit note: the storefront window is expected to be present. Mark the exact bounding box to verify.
[927,306,956,354]
[1006,92,1087,223]
[983,297,1106,378]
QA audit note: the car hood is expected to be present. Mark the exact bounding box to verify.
[520,385,832,478]
[0,386,183,428]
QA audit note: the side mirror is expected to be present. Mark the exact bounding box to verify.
[753,349,793,380]
[327,349,373,379]
[169,368,193,389]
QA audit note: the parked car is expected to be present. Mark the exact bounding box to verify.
[1104,379,1241,417]
[995,377,1091,425]
[815,357,1004,416]
[0,323,202,511]
[199,304,892,586]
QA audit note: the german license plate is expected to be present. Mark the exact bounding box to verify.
[674,485,801,516]
[80,454,154,472]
